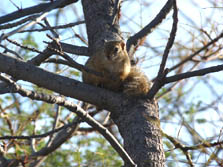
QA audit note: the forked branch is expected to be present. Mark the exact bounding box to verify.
[148,0,178,99]
[126,0,174,58]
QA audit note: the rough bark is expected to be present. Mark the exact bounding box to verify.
[81,0,165,166]
[0,53,121,112]
[111,98,165,167]
[81,0,122,53]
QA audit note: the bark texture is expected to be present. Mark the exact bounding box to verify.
[81,0,122,53]
[112,99,165,167]
[81,0,165,166]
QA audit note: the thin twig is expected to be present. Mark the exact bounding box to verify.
[163,132,194,167]
[0,0,68,41]
[18,21,85,33]
[0,44,23,59]
[6,38,42,54]
[112,0,121,25]
[169,31,223,72]
[44,58,70,66]
[43,18,59,38]
[46,105,61,147]
[0,122,74,140]
[157,0,178,76]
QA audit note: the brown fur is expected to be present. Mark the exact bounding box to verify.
[82,40,151,97]
[82,40,131,91]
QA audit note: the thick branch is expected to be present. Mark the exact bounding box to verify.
[0,48,54,94]
[126,0,174,57]
[60,42,89,56]
[0,40,88,94]
[19,21,85,33]
[0,0,79,24]
[0,53,122,111]
[0,15,39,30]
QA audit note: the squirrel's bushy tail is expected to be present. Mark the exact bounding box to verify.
[122,66,151,97]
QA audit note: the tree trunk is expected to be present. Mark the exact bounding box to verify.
[81,0,165,166]
[112,99,165,167]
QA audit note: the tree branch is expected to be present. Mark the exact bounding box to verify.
[0,0,79,25]
[0,47,55,94]
[163,132,194,167]
[0,53,122,111]
[126,0,174,58]
[0,0,75,41]
[59,42,89,56]
[0,40,88,94]
[148,0,178,99]
[157,1,178,76]
[169,31,223,72]
[165,64,223,84]
[0,121,76,140]
[19,21,85,33]
[0,74,136,166]
[0,14,40,30]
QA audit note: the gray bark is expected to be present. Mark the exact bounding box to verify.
[112,99,165,167]
[81,0,165,166]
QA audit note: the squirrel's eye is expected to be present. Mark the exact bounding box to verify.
[114,47,119,53]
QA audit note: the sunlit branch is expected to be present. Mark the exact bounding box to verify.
[165,64,223,84]
[148,0,178,99]
[0,0,79,25]
[0,15,40,30]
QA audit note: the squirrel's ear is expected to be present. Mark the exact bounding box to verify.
[120,41,126,50]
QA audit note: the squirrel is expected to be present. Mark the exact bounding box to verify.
[82,40,151,97]
[82,40,131,91]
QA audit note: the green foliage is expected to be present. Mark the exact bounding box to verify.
[196,118,207,124]
[43,150,77,167]
[21,35,39,60]
[42,136,122,167]
[69,70,80,77]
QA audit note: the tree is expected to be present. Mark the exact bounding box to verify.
[0,0,222,167]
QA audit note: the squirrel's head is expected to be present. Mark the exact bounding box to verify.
[104,40,126,61]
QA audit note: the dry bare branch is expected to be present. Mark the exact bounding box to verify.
[0,0,79,25]
[148,0,178,99]
[126,0,174,58]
